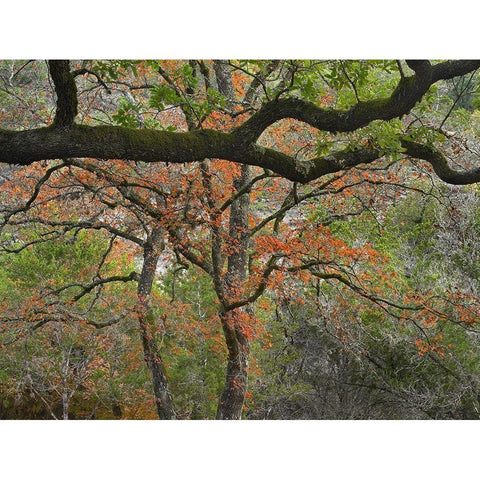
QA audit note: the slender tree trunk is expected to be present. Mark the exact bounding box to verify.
[61,348,70,420]
[216,165,252,420]
[136,226,176,420]
[216,309,250,419]
[62,394,69,420]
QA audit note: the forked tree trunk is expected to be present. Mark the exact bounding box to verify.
[216,165,252,420]
[137,227,176,420]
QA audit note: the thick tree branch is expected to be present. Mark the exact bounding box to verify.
[431,60,480,82]
[0,60,479,187]
[401,139,480,185]
[233,60,480,142]
[2,124,479,185]
[0,125,236,166]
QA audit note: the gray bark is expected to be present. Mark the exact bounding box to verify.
[136,226,176,419]
[216,165,252,420]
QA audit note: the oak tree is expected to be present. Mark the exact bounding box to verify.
[1,59,480,419]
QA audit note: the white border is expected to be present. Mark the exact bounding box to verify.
[2,0,478,58]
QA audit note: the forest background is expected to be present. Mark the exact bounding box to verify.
[1,0,474,480]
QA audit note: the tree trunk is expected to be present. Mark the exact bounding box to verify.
[62,393,69,420]
[137,226,176,420]
[216,165,252,420]
[216,309,250,419]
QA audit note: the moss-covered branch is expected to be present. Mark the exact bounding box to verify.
[401,139,480,185]
[233,60,480,142]
[0,60,479,187]
[0,124,237,165]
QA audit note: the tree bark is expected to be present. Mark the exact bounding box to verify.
[136,226,176,420]
[47,60,78,128]
[3,60,480,185]
[216,165,252,420]
[216,309,250,419]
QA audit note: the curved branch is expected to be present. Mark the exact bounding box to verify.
[72,67,112,94]
[401,139,480,185]
[0,60,479,188]
[233,60,480,143]
[71,271,139,302]
[2,124,480,186]
[6,217,145,247]
[0,161,67,224]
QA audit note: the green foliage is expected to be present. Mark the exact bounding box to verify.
[404,124,445,145]
[112,98,143,128]
[356,118,405,157]
[154,268,226,419]
[0,229,130,305]
[91,60,140,81]
[290,62,327,103]
[0,228,152,419]
[149,84,183,111]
